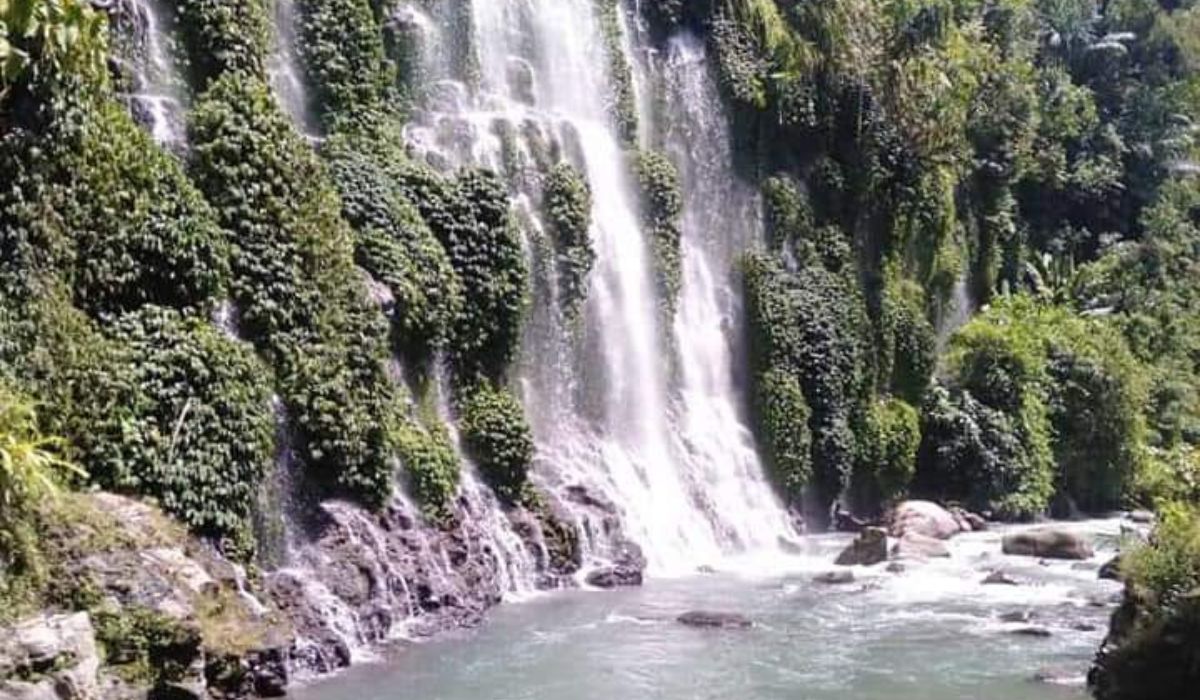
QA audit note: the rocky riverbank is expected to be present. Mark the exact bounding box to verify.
[0,483,645,700]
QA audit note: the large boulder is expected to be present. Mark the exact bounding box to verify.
[0,613,101,700]
[888,501,965,540]
[834,527,888,566]
[1099,555,1124,582]
[1002,528,1094,560]
[891,532,951,559]
[676,611,753,629]
[585,539,646,589]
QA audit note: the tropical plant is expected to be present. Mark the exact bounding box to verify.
[0,0,107,96]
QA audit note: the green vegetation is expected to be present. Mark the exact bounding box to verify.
[634,151,683,318]
[594,0,638,145]
[542,162,594,323]
[1091,502,1200,700]
[74,307,274,556]
[0,0,108,96]
[854,397,920,508]
[174,0,271,89]
[461,383,534,505]
[0,386,82,617]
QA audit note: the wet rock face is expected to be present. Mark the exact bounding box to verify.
[509,491,584,589]
[585,540,647,589]
[1002,529,1094,560]
[268,493,550,676]
[1099,555,1124,581]
[1090,586,1200,700]
[813,570,856,585]
[834,527,887,566]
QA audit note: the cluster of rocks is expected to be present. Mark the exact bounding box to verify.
[821,500,1099,586]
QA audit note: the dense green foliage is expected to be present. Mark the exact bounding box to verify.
[542,162,594,323]
[0,385,80,613]
[461,383,535,505]
[634,151,683,318]
[174,0,271,88]
[322,124,464,359]
[298,0,395,126]
[74,307,274,554]
[187,72,400,508]
[642,0,1200,534]
[743,250,867,517]
[854,397,920,508]
[917,297,1150,515]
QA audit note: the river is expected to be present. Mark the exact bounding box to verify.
[293,519,1126,700]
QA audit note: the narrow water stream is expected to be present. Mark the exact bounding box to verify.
[293,519,1124,700]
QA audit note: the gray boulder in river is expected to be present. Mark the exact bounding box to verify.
[676,611,753,629]
[1002,528,1094,560]
[834,527,888,566]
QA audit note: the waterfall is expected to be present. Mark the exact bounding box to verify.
[937,261,975,351]
[269,0,320,136]
[661,34,798,559]
[404,0,798,576]
[114,0,187,146]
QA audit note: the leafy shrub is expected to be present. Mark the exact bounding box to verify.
[70,306,274,555]
[1134,445,1200,507]
[0,386,79,520]
[754,368,812,503]
[879,268,936,403]
[461,384,534,505]
[855,397,920,506]
[916,384,1055,519]
[743,251,867,512]
[175,0,272,87]
[188,72,400,509]
[0,0,109,94]
[395,418,460,524]
[634,151,683,317]
[941,297,1150,512]
[297,0,395,126]
[322,124,464,358]
[541,162,594,322]
[0,384,81,611]
[63,100,228,317]
[1091,502,1200,700]
[394,164,527,382]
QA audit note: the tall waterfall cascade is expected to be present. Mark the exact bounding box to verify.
[404,0,797,576]
[114,0,187,146]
